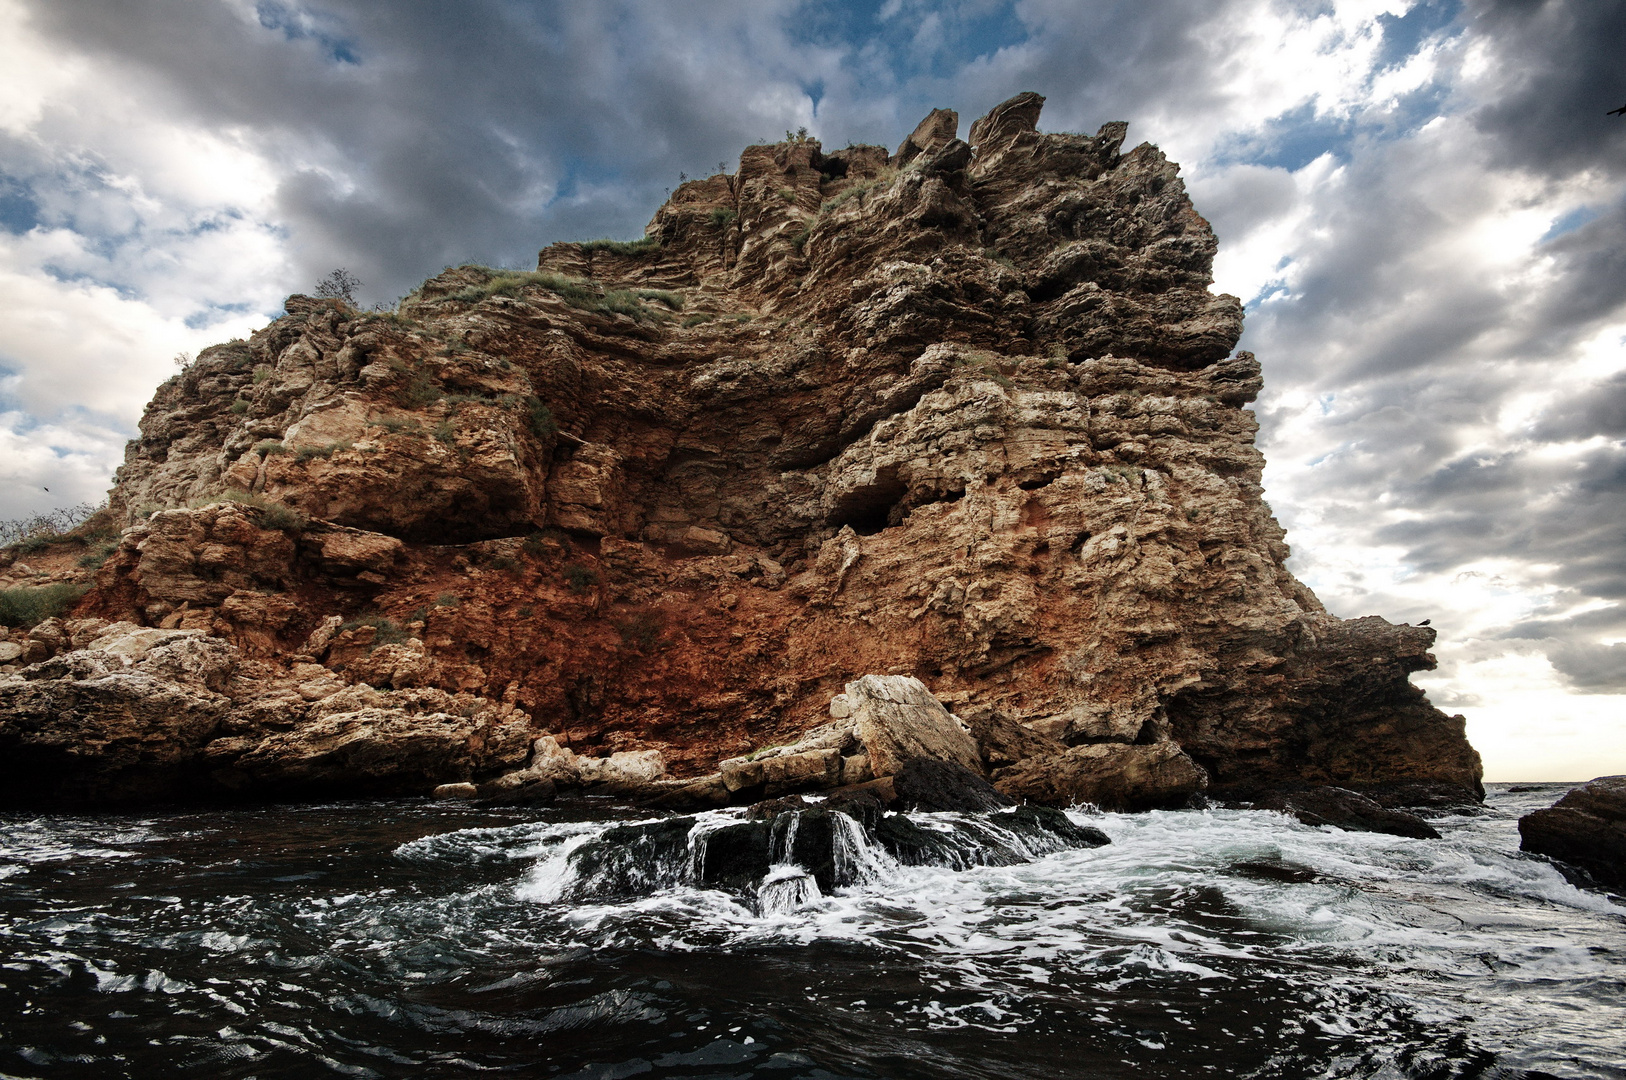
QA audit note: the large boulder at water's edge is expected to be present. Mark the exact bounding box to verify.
[1518,775,1626,888]
[842,674,984,777]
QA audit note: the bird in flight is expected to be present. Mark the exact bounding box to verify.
[1610,105,1626,116]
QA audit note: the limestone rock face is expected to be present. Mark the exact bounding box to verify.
[847,674,982,777]
[3,91,1482,808]
[0,639,237,805]
[231,705,531,796]
[1519,776,1626,888]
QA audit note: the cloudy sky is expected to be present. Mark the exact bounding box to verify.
[1,0,1622,779]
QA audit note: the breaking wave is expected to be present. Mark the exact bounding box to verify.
[1,785,1621,1078]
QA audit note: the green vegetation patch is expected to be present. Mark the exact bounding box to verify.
[337,614,408,650]
[256,502,309,532]
[0,583,89,629]
[447,268,676,322]
[635,289,684,311]
[576,236,661,257]
[375,415,421,434]
[563,563,598,594]
[194,489,309,533]
[295,440,352,463]
[526,397,557,441]
[78,539,120,568]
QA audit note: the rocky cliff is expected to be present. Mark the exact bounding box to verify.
[0,93,1483,809]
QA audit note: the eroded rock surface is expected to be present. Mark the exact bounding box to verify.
[0,92,1481,809]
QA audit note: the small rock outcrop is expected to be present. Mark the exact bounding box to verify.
[0,91,1483,810]
[994,741,1208,812]
[1253,786,1440,840]
[1519,776,1626,888]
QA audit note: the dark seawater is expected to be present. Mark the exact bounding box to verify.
[1,784,1622,1079]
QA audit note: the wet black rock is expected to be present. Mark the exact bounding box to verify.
[1229,859,1323,884]
[563,817,694,898]
[1362,780,1483,812]
[560,795,1113,903]
[874,804,1108,868]
[1253,787,1441,839]
[872,813,966,866]
[892,758,1015,813]
[823,788,887,833]
[1008,804,1110,847]
[697,820,772,891]
[778,808,845,892]
[1518,775,1626,889]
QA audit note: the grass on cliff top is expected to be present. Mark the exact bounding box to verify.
[577,236,660,256]
[180,490,310,533]
[447,268,680,321]
[0,583,88,629]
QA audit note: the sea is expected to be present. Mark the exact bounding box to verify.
[0,783,1620,1079]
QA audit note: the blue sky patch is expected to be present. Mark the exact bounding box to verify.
[1540,205,1602,244]
[791,0,1028,79]
[1374,0,1462,72]
[0,175,41,235]
[255,1,360,65]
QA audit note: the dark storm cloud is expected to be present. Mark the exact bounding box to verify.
[1466,0,1626,179]
[1546,641,1626,691]
[22,0,836,304]
[1528,200,1626,345]
[1534,368,1626,442]
[17,0,1280,307]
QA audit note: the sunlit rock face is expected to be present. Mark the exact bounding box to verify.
[2,92,1480,807]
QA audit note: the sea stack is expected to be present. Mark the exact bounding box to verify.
[0,93,1482,809]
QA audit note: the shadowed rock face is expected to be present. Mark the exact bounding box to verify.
[0,92,1482,807]
[1519,776,1626,888]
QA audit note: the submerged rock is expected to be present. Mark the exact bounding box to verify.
[560,794,1111,905]
[1252,787,1441,840]
[1518,775,1626,888]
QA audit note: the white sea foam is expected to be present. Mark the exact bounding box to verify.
[493,793,1626,1072]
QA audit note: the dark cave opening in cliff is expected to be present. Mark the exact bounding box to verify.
[828,475,909,536]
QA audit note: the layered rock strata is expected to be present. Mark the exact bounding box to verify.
[0,92,1482,809]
